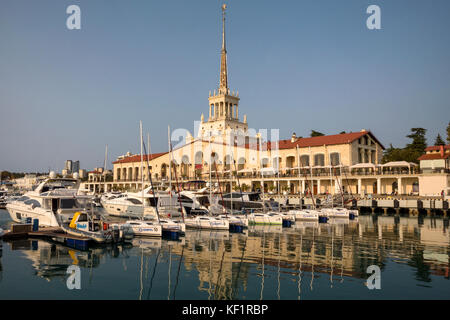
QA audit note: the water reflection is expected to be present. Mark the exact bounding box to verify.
[0,214,448,299]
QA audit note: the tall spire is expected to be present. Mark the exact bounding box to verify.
[219,3,228,94]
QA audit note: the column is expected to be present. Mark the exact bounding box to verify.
[358,178,362,195]
[377,178,381,194]
[317,180,321,195]
[209,105,212,119]
[302,180,306,194]
[398,178,402,195]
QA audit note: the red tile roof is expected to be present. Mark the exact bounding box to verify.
[112,152,168,164]
[247,130,384,150]
[417,153,450,161]
[425,145,450,152]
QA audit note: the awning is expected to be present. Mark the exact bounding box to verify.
[238,168,254,173]
[260,167,278,175]
[350,163,377,169]
[381,161,417,168]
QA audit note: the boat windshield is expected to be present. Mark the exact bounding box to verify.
[127,198,142,205]
[248,193,261,201]
[60,198,85,209]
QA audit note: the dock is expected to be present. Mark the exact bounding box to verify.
[1,225,93,250]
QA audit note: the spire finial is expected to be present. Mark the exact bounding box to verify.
[222,3,227,51]
[219,3,228,94]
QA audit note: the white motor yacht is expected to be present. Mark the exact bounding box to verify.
[101,188,185,219]
[6,177,94,227]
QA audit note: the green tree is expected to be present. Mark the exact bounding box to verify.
[382,128,428,164]
[310,130,325,137]
[446,121,450,144]
[434,134,445,146]
[406,128,427,152]
[382,144,409,163]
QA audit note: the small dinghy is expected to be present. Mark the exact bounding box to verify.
[288,209,320,221]
[321,208,351,218]
[126,220,162,237]
[184,216,230,230]
[248,212,283,225]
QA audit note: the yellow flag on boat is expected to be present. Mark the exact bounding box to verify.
[69,212,81,229]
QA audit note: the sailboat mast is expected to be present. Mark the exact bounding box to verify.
[296,146,302,206]
[209,137,212,214]
[309,146,316,210]
[259,138,266,213]
[169,138,185,222]
[230,151,233,213]
[168,126,172,195]
[143,134,160,223]
[329,154,334,208]
[140,121,145,218]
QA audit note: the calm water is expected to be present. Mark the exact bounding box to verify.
[0,209,449,300]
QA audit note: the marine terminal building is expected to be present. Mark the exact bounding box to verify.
[84,6,449,199]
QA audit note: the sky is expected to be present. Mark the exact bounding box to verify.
[1,0,449,172]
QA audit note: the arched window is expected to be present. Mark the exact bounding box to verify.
[273,157,282,170]
[329,152,340,166]
[237,157,246,171]
[300,155,310,167]
[210,152,219,164]
[314,154,325,167]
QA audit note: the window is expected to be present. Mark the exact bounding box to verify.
[60,199,78,209]
[330,153,340,166]
[127,198,143,205]
[314,154,325,166]
[24,199,41,208]
[300,155,310,167]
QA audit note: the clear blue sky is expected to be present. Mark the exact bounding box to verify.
[1,0,449,172]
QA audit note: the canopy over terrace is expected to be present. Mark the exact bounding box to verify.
[350,163,377,169]
[380,161,418,174]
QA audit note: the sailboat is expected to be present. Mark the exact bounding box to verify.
[248,139,285,226]
[184,137,230,230]
[126,121,162,237]
[320,162,356,219]
[288,146,325,222]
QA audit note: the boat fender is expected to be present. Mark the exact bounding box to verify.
[103,223,109,231]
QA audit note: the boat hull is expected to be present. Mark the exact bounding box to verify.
[6,203,60,227]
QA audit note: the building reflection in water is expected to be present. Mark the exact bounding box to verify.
[3,215,449,299]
